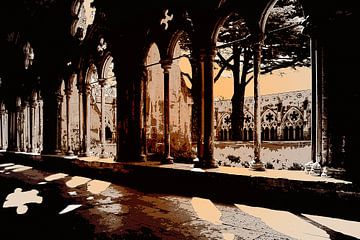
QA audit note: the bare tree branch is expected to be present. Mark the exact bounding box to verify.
[214,64,228,83]
[216,34,252,49]
[244,76,253,86]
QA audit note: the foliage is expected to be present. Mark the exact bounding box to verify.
[227,155,241,163]
[262,0,310,73]
[288,162,304,170]
[265,162,274,169]
[241,161,250,168]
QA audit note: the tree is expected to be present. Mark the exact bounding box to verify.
[215,14,253,140]
[214,0,309,141]
[262,0,310,73]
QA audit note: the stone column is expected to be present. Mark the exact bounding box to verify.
[195,49,217,168]
[55,93,63,154]
[0,103,4,150]
[250,39,265,171]
[161,60,173,164]
[4,110,8,149]
[139,66,147,161]
[309,38,326,175]
[8,111,13,151]
[99,78,106,158]
[65,88,74,156]
[20,101,28,152]
[29,98,37,152]
[82,83,91,156]
[26,101,31,152]
[15,97,22,152]
[38,97,43,153]
[78,86,83,155]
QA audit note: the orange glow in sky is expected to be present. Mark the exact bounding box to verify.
[179,57,311,99]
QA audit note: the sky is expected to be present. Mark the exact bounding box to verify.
[179,58,311,99]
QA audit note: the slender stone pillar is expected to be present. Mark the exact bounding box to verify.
[65,88,74,156]
[82,83,91,156]
[15,97,22,152]
[20,102,28,152]
[0,103,4,150]
[140,66,147,161]
[3,110,8,149]
[55,93,63,154]
[250,39,265,171]
[26,101,31,152]
[7,111,12,151]
[38,97,43,153]
[78,86,83,155]
[161,60,173,164]
[30,99,37,152]
[99,79,106,158]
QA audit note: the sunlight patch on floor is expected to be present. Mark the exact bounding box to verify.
[303,214,360,239]
[235,204,329,240]
[87,180,111,194]
[3,164,32,172]
[191,197,222,225]
[65,176,91,188]
[0,163,15,168]
[3,188,43,214]
[12,166,33,172]
[44,173,68,181]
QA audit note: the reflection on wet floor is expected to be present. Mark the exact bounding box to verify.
[44,173,68,181]
[59,204,82,214]
[303,214,360,239]
[65,176,91,188]
[191,197,222,225]
[97,203,122,215]
[235,204,330,240]
[3,188,43,214]
[68,191,77,196]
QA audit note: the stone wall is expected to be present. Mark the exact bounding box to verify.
[215,89,311,141]
[146,43,193,158]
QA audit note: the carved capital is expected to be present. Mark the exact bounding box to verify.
[85,83,92,94]
[160,60,172,73]
[198,48,216,62]
[65,88,73,97]
[98,78,106,87]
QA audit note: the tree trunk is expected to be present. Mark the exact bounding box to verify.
[191,60,200,144]
[231,47,251,141]
[231,45,242,140]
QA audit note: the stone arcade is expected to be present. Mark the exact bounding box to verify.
[0,0,359,181]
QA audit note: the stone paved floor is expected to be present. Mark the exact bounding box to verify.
[1,159,359,240]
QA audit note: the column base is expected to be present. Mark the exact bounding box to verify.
[250,160,265,171]
[193,158,218,169]
[79,152,91,157]
[139,154,147,162]
[66,150,74,156]
[309,161,322,176]
[161,156,174,164]
[54,149,62,155]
